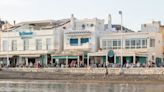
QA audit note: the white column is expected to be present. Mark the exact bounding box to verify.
[133,54,136,64]
[87,54,89,67]
[51,56,53,66]
[106,53,108,66]
[25,57,28,66]
[66,56,68,68]
[19,57,22,65]
[45,54,47,66]
[78,38,81,46]
[114,55,117,64]
[77,56,80,67]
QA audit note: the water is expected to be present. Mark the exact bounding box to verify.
[0,80,163,92]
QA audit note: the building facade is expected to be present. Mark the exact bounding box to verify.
[0,17,163,68]
[88,32,163,67]
[0,20,63,67]
[51,14,105,67]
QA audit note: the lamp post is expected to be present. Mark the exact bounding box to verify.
[119,11,123,69]
[5,21,10,67]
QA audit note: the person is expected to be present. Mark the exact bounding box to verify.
[137,62,140,67]
[29,62,33,68]
[104,66,108,78]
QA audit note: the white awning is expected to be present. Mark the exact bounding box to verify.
[19,55,40,57]
[88,52,106,56]
[0,55,13,58]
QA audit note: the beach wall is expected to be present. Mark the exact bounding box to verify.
[2,68,164,75]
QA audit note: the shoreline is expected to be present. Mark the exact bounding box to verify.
[0,79,163,84]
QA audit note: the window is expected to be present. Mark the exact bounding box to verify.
[90,24,94,27]
[125,39,130,49]
[117,40,121,49]
[131,39,135,49]
[102,40,106,49]
[46,38,51,50]
[102,39,122,50]
[23,39,29,50]
[3,40,7,51]
[150,38,155,47]
[63,27,66,29]
[136,39,141,48]
[12,40,17,51]
[70,38,78,46]
[36,39,42,50]
[107,40,112,49]
[82,24,85,30]
[142,38,147,48]
[113,40,117,49]
[81,38,89,45]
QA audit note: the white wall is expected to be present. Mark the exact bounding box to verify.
[0,29,62,54]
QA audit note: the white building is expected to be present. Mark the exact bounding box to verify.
[51,14,105,67]
[0,20,66,67]
[88,32,163,67]
[64,14,104,52]
[141,21,161,32]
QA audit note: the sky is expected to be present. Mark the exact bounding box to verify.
[0,0,164,31]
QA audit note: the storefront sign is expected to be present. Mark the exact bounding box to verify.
[19,31,33,39]
[108,50,114,57]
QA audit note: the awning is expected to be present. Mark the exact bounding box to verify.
[68,56,78,59]
[19,55,40,57]
[0,55,13,58]
[88,52,106,56]
[52,56,78,59]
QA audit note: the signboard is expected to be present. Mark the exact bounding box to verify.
[108,50,114,57]
[19,31,33,39]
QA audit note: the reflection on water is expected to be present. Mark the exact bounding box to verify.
[0,80,163,92]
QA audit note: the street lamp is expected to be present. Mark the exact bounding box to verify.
[119,11,123,69]
[5,21,10,67]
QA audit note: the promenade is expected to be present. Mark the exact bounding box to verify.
[0,68,164,83]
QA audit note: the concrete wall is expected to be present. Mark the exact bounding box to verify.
[3,68,164,75]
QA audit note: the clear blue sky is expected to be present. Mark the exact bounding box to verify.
[0,0,163,31]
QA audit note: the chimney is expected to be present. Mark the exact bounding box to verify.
[108,14,112,30]
[71,14,75,30]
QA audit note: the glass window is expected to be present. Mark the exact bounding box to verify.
[136,39,141,48]
[3,40,8,51]
[12,40,17,51]
[113,40,117,49]
[131,39,135,49]
[125,39,130,49]
[81,38,89,44]
[36,39,42,50]
[142,38,147,48]
[117,40,121,49]
[46,38,51,50]
[150,38,155,47]
[107,40,112,49]
[70,38,78,46]
[23,39,29,50]
[102,40,106,49]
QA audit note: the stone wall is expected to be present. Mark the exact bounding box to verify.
[2,68,164,75]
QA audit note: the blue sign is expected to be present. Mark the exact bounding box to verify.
[19,31,33,38]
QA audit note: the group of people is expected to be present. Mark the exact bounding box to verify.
[0,59,163,68]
